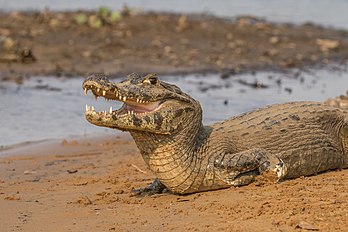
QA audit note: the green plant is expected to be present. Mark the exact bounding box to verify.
[74,7,123,28]
[74,14,87,25]
[88,15,102,28]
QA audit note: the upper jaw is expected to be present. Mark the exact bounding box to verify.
[83,80,151,104]
[83,78,162,117]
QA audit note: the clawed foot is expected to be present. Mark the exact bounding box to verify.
[224,150,287,186]
[256,155,287,183]
[130,178,167,197]
[273,159,287,179]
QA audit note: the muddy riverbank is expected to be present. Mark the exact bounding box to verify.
[0,9,348,79]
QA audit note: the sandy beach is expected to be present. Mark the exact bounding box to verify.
[0,133,347,231]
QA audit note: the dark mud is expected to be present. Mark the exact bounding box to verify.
[0,9,348,79]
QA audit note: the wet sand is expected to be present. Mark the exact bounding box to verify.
[1,9,348,231]
[0,133,347,232]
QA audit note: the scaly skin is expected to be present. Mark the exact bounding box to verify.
[83,73,348,195]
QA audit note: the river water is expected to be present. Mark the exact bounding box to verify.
[0,0,347,29]
[1,67,348,146]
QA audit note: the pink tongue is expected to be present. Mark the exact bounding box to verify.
[125,102,159,113]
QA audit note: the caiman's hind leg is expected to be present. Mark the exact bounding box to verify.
[131,178,167,197]
[213,148,287,187]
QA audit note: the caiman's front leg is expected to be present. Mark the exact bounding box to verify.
[132,149,287,196]
[214,148,287,187]
[131,178,167,197]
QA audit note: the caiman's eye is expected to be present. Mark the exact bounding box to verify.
[144,76,158,85]
[149,76,158,84]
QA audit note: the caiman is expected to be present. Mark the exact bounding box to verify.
[82,73,348,195]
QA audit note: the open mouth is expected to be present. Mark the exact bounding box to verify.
[83,85,161,117]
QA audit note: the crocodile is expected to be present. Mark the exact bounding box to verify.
[82,73,348,195]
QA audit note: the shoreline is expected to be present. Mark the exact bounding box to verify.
[0,132,132,157]
[2,67,348,151]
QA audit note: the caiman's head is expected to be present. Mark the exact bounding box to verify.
[82,73,201,134]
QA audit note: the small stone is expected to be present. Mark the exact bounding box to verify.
[284,87,292,94]
[269,36,280,44]
[295,221,319,231]
[82,51,91,58]
[316,38,340,53]
[24,170,37,175]
[176,14,187,32]
[49,18,60,28]
[114,189,124,194]
[75,196,93,206]
[67,169,78,174]
[3,37,15,50]
[4,195,21,201]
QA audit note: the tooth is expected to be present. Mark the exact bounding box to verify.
[123,96,127,101]
[85,104,88,111]
[97,88,100,92]
[128,111,130,115]
[131,110,134,114]
[91,106,95,111]
[119,96,122,100]
[104,111,107,115]
[84,88,88,95]
[109,106,112,113]
[102,90,106,96]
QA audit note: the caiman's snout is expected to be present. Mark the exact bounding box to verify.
[82,73,116,97]
[82,73,200,134]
